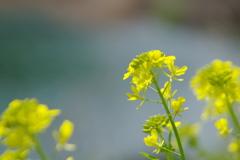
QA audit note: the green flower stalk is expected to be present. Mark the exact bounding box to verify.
[191,60,240,159]
[123,50,188,160]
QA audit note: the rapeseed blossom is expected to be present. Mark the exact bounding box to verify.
[191,60,240,119]
[1,99,60,135]
[228,139,240,153]
[191,60,240,101]
[0,149,28,160]
[215,118,232,139]
[143,129,164,154]
[123,50,187,108]
[124,50,188,159]
[53,120,75,152]
[171,97,188,117]
[0,98,61,159]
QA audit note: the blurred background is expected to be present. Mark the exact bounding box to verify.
[0,0,240,159]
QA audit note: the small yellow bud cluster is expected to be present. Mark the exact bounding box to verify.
[142,114,168,134]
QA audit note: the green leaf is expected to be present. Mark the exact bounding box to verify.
[139,152,160,160]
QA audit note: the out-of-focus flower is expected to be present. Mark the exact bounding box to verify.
[0,98,60,152]
[228,139,239,153]
[215,118,233,139]
[66,157,74,160]
[0,149,28,160]
[191,60,240,101]
[53,120,76,151]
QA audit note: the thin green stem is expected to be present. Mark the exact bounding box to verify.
[161,147,181,157]
[167,131,173,160]
[145,99,162,104]
[149,86,158,92]
[50,148,58,160]
[166,151,173,160]
[225,93,240,133]
[32,135,49,160]
[152,76,186,160]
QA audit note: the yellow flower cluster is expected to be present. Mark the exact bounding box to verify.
[191,60,240,118]
[191,60,240,101]
[123,50,187,108]
[0,98,60,159]
[124,50,187,89]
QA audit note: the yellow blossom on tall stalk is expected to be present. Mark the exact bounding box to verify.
[123,50,188,160]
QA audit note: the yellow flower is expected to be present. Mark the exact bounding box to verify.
[0,98,61,152]
[215,118,232,139]
[2,99,60,134]
[0,149,29,160]
[3,127,32,149]
[163,60,188,81]
[66,157,74,160]
[123,62,137,80]
[143,129,164,154]
[160,81,176,100]
[228,139,239,153]
[170,97,188,117]
[126,85,144,101]
[59,120,74,144]
[166,122,181,131]
[53,120,76,151]
[148,50,165,64]
[191,60,240,100]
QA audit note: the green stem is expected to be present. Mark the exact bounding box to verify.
[167,152,173,160]
[32,135,49,160]
[225,93,240,133]
[161,147,181,157]
[167,131,173,160]
[50,148,58,160]
[149,86,158,92]
[152,76,186,160]
[145,99,162,104]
